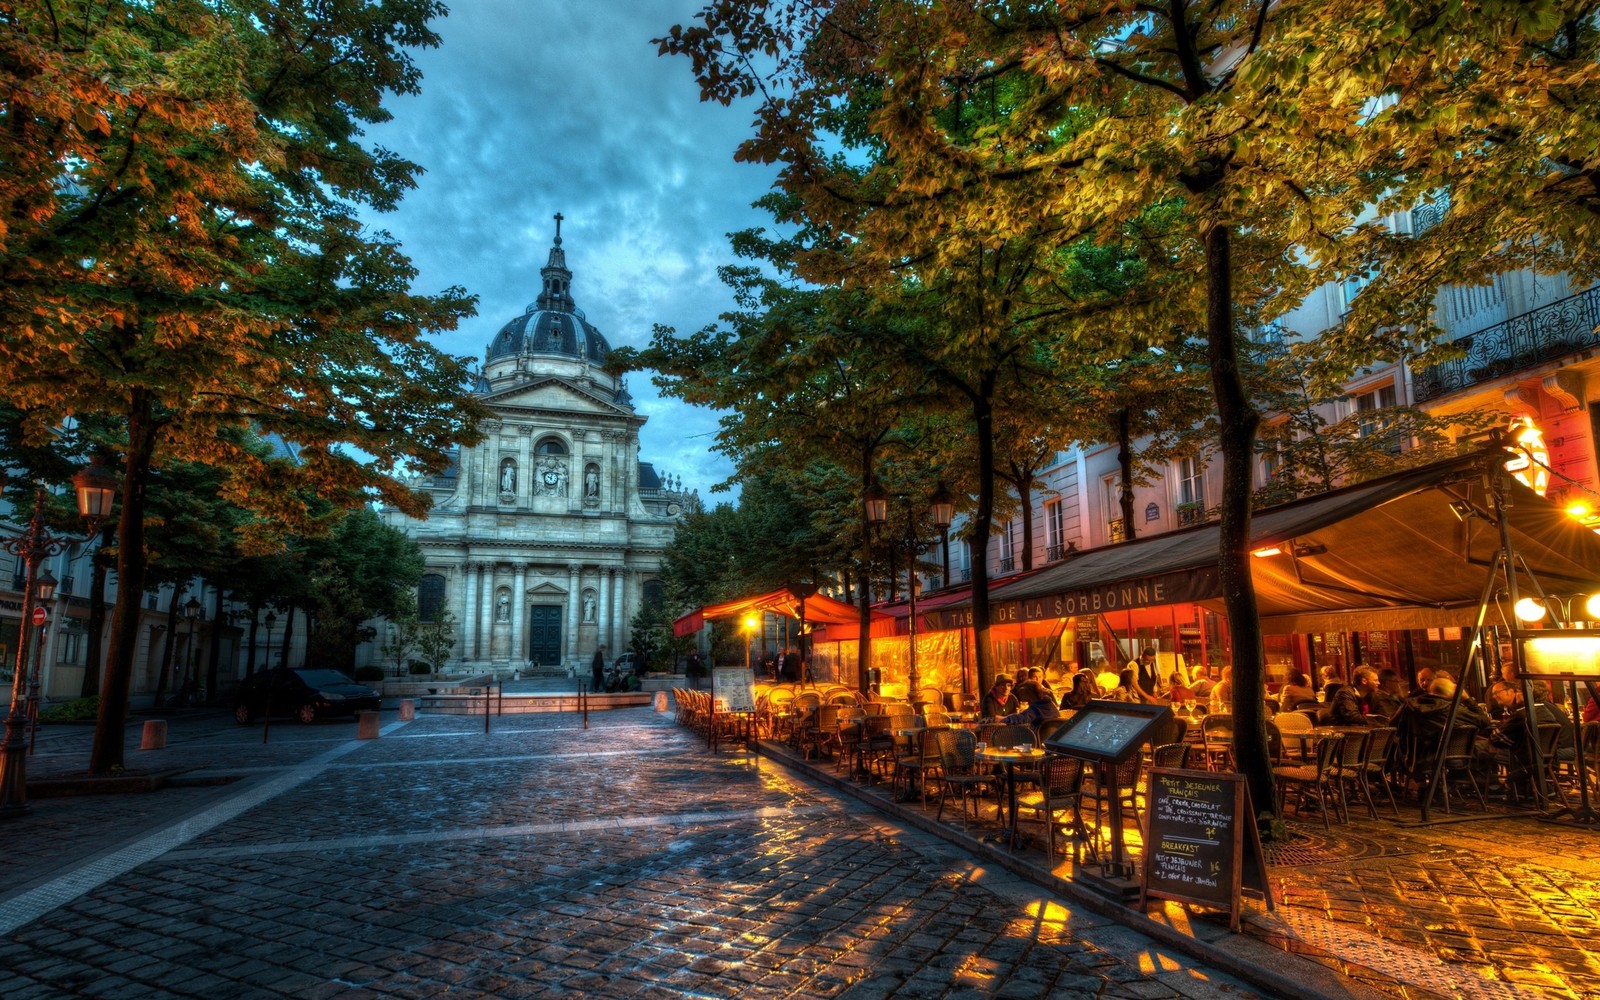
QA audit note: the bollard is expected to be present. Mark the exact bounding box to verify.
[398,698,415,721]
[357,710,379,739]
[653,690,669,713]
[139,720,167,750]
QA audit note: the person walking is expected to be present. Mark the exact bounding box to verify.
[591,645,606,692]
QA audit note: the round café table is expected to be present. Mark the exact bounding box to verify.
[978,745,1048,848]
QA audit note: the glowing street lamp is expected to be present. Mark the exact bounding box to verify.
[743,614,759,672]
[865,482,954,710]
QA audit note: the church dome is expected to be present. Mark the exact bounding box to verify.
[487,308,610,364]
[484,213,611,367]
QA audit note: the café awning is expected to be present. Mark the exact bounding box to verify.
[672,587,881,637]
[939,450,1600,634]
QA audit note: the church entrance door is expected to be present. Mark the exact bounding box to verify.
[527,605,562,667]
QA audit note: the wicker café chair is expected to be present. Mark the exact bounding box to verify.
[1014,755,1090,864]
[934,729,996,830]
[1273,734,1339,831]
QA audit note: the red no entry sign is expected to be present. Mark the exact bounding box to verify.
[32,606,46,626]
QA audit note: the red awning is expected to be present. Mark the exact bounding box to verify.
[672,587,882,637]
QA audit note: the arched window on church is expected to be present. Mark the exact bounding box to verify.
[418,574,447,623]
[535,437,567,455]
[642,579,665,614]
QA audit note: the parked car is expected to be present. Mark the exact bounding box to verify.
[234,667,381,725]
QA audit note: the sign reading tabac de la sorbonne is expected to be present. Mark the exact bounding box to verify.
[928,567,1221,631]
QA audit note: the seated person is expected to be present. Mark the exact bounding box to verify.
[1105,667,1140,703]
[1277,670,1316,710]
[1321,666,1379,726]
[1493,679,1576,797]
[1190,666,1218,701]
[1207,666,1233,714]
[1487,661,1524,720]
[1003,680,1062,729]
[1371,668,1405,720]
[1025,666,1056,703]
[1391,676,1495,786]
[1167,670,1194,704]
[981,674,1020,720]
[1060,670,1097,711]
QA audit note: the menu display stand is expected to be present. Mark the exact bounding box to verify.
[1140,767,1273,931]
[711,667,757,752]
[1044,700,1172,894]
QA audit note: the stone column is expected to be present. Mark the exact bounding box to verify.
[511,562,527,667]
[596,567,611,655]
[566,563,582,666]
[609,568,624,653]
[517,426,532,506]
[463,560,479,664]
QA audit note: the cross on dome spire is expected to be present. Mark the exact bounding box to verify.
[537,213,573,311]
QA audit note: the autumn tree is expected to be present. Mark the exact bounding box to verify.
[659,0,1425,818]
[0,3,485,771]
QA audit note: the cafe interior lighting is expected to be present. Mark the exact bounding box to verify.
[1514,597,1549,623]
[1250,545,1282,558]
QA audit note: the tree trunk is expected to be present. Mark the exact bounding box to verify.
[857,449,875,694]
[1017,475,1035,572]
[91,396,159,774]
[79,524,114,699]
[245,602,260,677]
[969,386,997,696]
[281,603,296,670]
[1117,407,1137,539]
[1204,225,1273,821]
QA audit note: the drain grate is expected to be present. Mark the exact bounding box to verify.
[1264,827,1420,867]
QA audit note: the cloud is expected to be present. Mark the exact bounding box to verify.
[363,0,775,496]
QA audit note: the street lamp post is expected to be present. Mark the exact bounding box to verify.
[866,482,953,711]
[0,461,118,816]
[181,596,203,706]
[26,568,57,753]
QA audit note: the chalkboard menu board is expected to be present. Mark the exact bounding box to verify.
[712,668,756,713]
[1140,767,1272,930]
[1044,701,1170,764]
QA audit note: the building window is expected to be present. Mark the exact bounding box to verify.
[1176,456,1206,525]
[57,626,84,666]
[418,573,447,623]
[535,437,567,455]
[1355,383,1398,438]
[997,520,1015,572]
[642,579,664,613]
[1044,500,1065,561]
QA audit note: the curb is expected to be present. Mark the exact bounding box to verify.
[753,739,1392,1000]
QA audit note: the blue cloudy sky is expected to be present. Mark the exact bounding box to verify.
[365,1,778,500]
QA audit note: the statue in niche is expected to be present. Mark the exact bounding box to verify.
[584,466,599,499]
[496,591,510,622]
[583,593,596,623]
[535,455,568,497]
[499,458,516,493]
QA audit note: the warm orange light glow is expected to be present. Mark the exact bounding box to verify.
[1525,635,1600,674]
[743,615,759,631]
[1251,546,1282,558]
[1504,415,1550,496]
[1586,593,1600,620]
[1514,598,1548,623]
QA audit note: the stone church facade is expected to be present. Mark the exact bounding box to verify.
[379,220,689,675]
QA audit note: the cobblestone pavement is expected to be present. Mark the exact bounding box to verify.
[1,709,1280,999]
[1260,815,1600,1000]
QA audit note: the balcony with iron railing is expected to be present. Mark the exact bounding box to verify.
[1046,542,1075,563]
[998,556,1016,573]
[1413,284,1600,403]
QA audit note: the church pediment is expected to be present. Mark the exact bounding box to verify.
[528,582,567,597]
[482,375,628,416]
